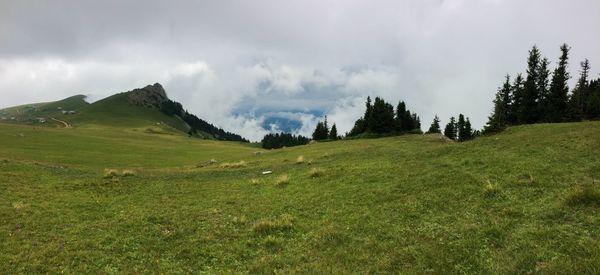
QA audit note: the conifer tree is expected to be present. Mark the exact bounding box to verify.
[329,123,338,140]
[547,43,570,122]
[312,119,329,140]
[457,114,467,141]
[463,118,473,141]
[371,97,395,133]
[587,78,600,119]
[521,45,541,123]
[537,58,551,121]
[427,115,441,134]
[569,59,590,120]
[484,75,512,133]
[364,96,375,132]
[444,117,457,140]
[509,74,525,124]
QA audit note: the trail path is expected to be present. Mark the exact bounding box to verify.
[50,117,72,128]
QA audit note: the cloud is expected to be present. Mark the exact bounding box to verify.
[1,0,600,141]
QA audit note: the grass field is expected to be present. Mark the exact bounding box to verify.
[1,121,600,273]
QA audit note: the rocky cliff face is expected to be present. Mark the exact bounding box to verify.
[127,83,168,108]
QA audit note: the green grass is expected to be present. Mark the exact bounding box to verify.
[1,121,600,273]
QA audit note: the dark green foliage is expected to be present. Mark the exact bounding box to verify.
[484,43,600,136]
[329,123,339,140]
[444,116,457,140]
[568,59,591,120]
[509,74,525,124]
[537,58,551,121]
[312,117,330,140]
[371,98,395,133]
[521,46,541,124]
[546,44,571,122]
[427,115,441,134]
[456,114,474,141]
[348,97,421,137]
[484,75,512,134]
[261,133,309,149]
[160,99,248,142]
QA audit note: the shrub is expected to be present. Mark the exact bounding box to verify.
[565,186,600,207]
[275,175,290,187]
[308,168,324,178]
[296,156,305,164]
[250,178,261,185]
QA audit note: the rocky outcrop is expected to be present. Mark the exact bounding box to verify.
[127,83,168,108]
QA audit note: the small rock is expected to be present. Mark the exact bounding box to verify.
[262,171,272,175]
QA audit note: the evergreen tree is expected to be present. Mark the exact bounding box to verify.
[364,96,375,132]
[329,123,339,140]
[509,74,525,124]
[537,57,551,121]
[569,59,590,120]
[587,78,600,119]
[348,118,365,136]
[457,114,466,141]
[463,118,474,141]
[395,101,407,131]
[521,45,541,123]
[371,97,395,133]
[484,75,512,133]
[444,117,457,140]
[312,119,329,140]
[427,115,441,134]
[547,43,570,122]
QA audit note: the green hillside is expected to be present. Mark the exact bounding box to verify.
[0,85,209,138]
[1,121,599,273]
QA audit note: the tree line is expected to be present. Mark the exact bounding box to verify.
[261,133,309,149]
[348,97,422,136]
[484,44,600,133]
[160,100,249,142]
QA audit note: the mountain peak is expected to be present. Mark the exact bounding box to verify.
[127,83,168,109]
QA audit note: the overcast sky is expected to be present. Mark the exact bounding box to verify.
[1,0,599,141]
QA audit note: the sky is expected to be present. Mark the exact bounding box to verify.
[1,0,599,141]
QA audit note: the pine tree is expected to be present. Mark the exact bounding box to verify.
[537,58,551,122]
[312,119,329,140]
[444,117,457,140]
[329,123,338,140]
[395,101,406,131]
[463,118,473,141]
[521,45,541,123]
[587,78,600,119]
[484,75,512,133]
[569,59,590,120]
[547,43,571,122]
[427,115,441,134]
[364,96,375,132]
[510,74,525,124]
[457,114,467,141]
[371,97,395,133]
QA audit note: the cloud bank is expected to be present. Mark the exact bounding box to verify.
[1,0,599,141]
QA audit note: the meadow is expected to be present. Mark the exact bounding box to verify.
[1,121,600,273]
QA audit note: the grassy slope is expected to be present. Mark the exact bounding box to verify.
[0,95,89,120]
[0,121,599,273]
[1,93,196,137]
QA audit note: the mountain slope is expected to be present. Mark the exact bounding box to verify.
[0,83,247,141]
